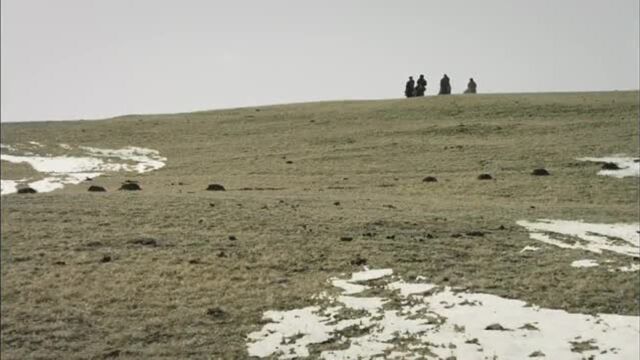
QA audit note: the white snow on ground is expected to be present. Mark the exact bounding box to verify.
[517,219,639,257]
[0,180,25,195]
[0,144,17,151]
[519,245,540,253]
[247,269,640,359]
[0,143,166,195]
[571,259,599,268]
[614,264,640,273]
[577,155,640,178]
[518,219,640,272]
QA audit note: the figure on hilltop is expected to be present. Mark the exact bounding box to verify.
[438,74,451,95]
[415,75,427,96]
[464,78,477,94]
[405,76,415,98]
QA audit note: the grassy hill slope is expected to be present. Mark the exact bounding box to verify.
[1,91,639,358]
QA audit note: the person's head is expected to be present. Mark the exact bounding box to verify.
[444,74,448,78]
[470,78,474,81]
[409,76,413,80]
[419,74,424,78]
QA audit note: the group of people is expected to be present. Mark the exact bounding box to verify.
[404,74,477,97]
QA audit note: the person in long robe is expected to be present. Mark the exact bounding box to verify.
[415,74,427,96]
[439,74,451,95]
[405,76,415,98]
[464,78,477,94]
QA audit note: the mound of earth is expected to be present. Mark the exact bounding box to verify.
[206,184,226,191]
[602,162,621,170]
[423,176,438,182]
[119,183,141,191]
[17,187,37,194]
[532,168,550,176]
[478,174,493,180]
[88,185,106,192]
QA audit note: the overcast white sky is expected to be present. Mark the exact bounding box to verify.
[1,0,639,123]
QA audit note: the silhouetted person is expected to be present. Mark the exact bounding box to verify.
[405,76,415,98]
[464,78,477,94]
[415,74,427,96]
[438,74,451,95]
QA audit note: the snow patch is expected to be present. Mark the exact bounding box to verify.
[1,179,25,195]
[571,259,599,268]
[577,155,640,178]
[247,269,639,359]
[517,219,639,257]
[520,246,540,253]
[1,144,166,195]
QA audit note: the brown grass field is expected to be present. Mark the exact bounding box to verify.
[1,91,639,358]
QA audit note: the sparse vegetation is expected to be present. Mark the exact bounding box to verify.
[1,91,638,358]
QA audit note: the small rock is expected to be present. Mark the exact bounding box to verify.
[88,185,107,192]
[228,235,237,241]
[53,261,66,266]
[17,187,37,194]
[386,235,395,240]
[531,168,550,176]
[485,323,510,331]
[217,251,227,258]
[601,162,621,170]
[130,237,158,246]
[477,174,493,180]
[498,225,506,230]
[350,255,367,266]
[209,203,215,207]
[101,255,112,263]
[334,201,341,206]
[85,177,93,181]
[286,160,293,164]
[206,184,226,191]
[206,307,227,319]
[466,231,485,237]
[423,176,438,182]
[103,350,121,358]
[529,350,545,357]
[188,259,202,264]
[519,323,540,331]
[340,236,353,242]
[119,183,141,191]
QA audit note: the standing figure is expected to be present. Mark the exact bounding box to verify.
[415,74,427,96]
[405,76,415,98]
[438,74,451,95]
[464,78,477,94]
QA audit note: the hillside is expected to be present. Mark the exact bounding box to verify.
[1,91,639,359]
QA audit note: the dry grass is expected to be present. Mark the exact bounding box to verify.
[1,91,639,359]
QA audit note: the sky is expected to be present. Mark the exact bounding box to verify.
[1,0,639,123]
